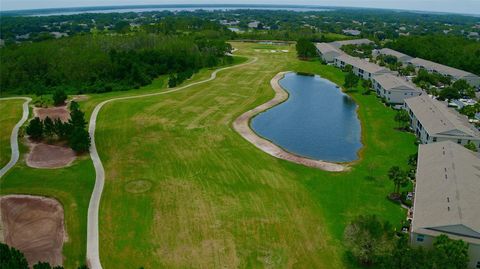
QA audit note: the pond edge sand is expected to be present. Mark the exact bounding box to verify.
[233,71,348,172]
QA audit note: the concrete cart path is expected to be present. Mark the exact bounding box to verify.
[86,56,258,269]
[0,97,32,178]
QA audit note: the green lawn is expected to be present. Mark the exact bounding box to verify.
[1,42,416,268]
[88,42,416,268]
[0,99,24,168]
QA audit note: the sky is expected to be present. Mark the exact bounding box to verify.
[1,0,480,15]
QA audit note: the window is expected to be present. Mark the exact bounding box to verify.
[458,139,462,144]
[417,234,424,242]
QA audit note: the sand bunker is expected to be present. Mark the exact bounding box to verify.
[34,106,69,122]
[0,195,65,267]
[27,143,76,168]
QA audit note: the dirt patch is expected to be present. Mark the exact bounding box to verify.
[34,106,69,122]
[27,142,76,169]
[125,180,153,194]
[0,195,65,267]
[71,95,89,102]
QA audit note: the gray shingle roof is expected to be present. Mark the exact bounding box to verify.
[404,95,480,138]
[314,42,343,55]
[335,54,389,74]
[413,141,480,244]
[373,73,421,92]
[330,38,373,48]
[408,57,479,81]
[378,48,413,62]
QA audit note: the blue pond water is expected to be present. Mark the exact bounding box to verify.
[251,72,362,162]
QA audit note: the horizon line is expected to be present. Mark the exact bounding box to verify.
[1,3,479,17]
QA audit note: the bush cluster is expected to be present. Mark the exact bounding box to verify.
[26,101,90,153]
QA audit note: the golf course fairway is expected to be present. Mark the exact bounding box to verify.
[1,42,417,268]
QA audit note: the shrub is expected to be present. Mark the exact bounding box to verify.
[26,117,44,140]
[52,89,67,106]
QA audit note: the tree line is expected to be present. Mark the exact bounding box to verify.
[386,35,480,76]
[0,23,233,95]
[26,101,90,153]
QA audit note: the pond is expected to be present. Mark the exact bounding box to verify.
[251,72,362,162]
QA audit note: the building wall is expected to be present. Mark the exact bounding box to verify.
[373,80,421,104]
[411,232,480,269]
[405,105,480,147]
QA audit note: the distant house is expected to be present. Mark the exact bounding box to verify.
[342,29,361,36]
[247,21,260,28]
[334,54,390,80]
[314,43,344,63]
[408,58,480,88]
[330,38,374,49]
[404,95,480,146]
[412,141,480,269]
[372,73,422,104]
[376,48,413,63]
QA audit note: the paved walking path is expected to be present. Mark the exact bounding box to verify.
[233,72,347,172]
[0,97,32,178]
[86,56,257,269]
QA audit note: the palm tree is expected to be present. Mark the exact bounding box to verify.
[388,166,407,197]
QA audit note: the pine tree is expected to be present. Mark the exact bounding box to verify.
[43,116,55,138]
[68,127,91,153]
[26,117,44,140]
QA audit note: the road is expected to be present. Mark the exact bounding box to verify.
[0,97,32,178]
[86,56,257,269]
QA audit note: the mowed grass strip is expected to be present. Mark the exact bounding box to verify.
[93,42,416,268]
[0,55,248,268]
[0,99,24,168]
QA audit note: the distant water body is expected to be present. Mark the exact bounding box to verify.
[11,5,332,17]
[251,72,362,162]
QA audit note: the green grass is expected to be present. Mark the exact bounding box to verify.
[86,42,416,268]
[1,42,416,268]
[0,55,248,268]
[0,98,94,268]
[0,99,24,168]
[0,155,95,268]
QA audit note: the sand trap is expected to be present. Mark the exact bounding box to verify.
[0,195,65,267]
[27,142,76,168]
[34,106,69,122]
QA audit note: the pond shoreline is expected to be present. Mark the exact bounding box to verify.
[232,71,348,172]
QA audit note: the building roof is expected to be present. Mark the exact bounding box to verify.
[373,73,421,92]
[314,42,343,55]
[342,29,361,36]
[408,57,479,81]
[378,48,413,62]
[405,95,480,138]
[335,54,389,75]
[412,141,480,244]
[330,38,373,48]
